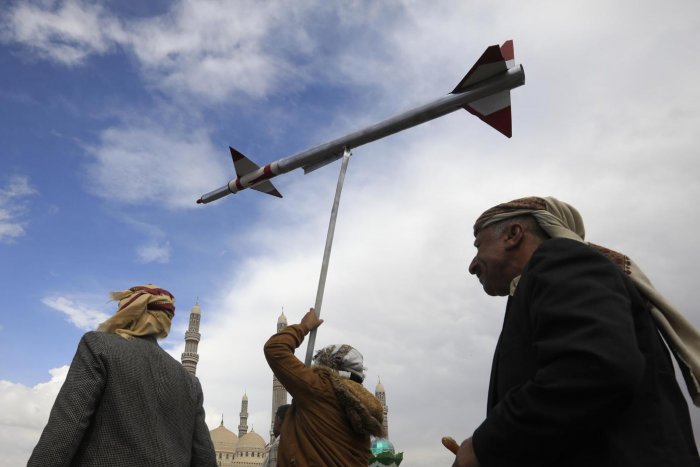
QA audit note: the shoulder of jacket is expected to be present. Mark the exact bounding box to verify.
[522,239,611,287]
[530,237,605,266]
[536,237,586,253]
[82,330,109,347]
[525,238,625,291]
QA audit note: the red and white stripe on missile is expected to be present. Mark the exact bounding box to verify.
[456,40,515,137]
[197,40,522,204]
[228,146,282,198]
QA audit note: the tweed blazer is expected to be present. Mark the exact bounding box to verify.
[28,331,216,467]
[472,238,699,467]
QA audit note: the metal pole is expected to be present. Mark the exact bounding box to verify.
[304,147,352,366]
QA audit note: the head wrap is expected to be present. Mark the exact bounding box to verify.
[474,196,700,406]
[313,344,366,383]
[474,196,585,241]
[97,284,175,340]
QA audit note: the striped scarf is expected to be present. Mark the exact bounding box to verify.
[97,285,175,339]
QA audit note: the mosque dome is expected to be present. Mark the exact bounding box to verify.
[236,430,265,451]
[370,437,403,467]
[210,422,238,453]
[371,437,395,455]
[376,380,385,393]
[278,311,287,324]
[191,303,201,314]
[233,430,266,463]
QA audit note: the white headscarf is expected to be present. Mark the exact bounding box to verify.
[313,344,366,382]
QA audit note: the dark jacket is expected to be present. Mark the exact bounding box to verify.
[264,324,384,467]
[28,331,216,467]
[473,238,699,467]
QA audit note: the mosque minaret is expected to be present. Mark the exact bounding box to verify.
[269,310,289,439]
[376,378,389,438]
[238,393,249,438]
[181,301,202,375]
[371,379,403,466]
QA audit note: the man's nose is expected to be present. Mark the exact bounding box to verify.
[468,257,478,275]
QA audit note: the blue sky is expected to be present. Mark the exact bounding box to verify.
[2,0,700,465]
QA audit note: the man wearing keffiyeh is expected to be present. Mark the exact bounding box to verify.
[450,198,700,467]
[28,285,217,467]
[264,308,384,467]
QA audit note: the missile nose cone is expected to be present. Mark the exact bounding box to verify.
[196,198,203,204]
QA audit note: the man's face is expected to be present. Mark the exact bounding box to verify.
[468,225,512,296]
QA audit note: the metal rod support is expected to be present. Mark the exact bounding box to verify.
[304,147,352,366]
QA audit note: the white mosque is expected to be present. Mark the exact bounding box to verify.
[180,303,399,466]
[208,410,267,467]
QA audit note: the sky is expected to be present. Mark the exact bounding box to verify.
[1,0,699,465]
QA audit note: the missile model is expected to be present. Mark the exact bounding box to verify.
[197,40,524,204]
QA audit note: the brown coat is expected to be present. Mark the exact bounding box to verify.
[264,324,383,467]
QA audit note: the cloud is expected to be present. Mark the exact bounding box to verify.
[0,0,120,66]
[136,241,171,264]
[0,1,418,103]
[123,0,316,102]
[84,122,225,209]
[41,296,110,331]
[0,366,68,467]
[0,175,36,243]
[1,0,316,101]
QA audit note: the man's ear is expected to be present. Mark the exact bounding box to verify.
[503,222,525,250]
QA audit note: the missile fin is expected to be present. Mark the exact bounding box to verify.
[464,90,512,137]
[500,39,515,68]
[452,40,514,93]
[229,146,283,197]
[229,146,261,178]
[251,180,283,198]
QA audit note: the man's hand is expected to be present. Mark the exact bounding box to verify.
[300,308,323,334]
[451,437,481,467]
[442,436,460,454]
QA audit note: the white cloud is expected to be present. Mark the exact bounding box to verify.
[0,0,120,66]
[137,241,171,264]
[0,366,68,467]
[0,217,25,242]
[83,121,227,209]
[0,0,449,104]
[123,0,316,101]
[0,175,36,243]
[1,0,317,101]
[41,296,110,331]
[0,176,34,198]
